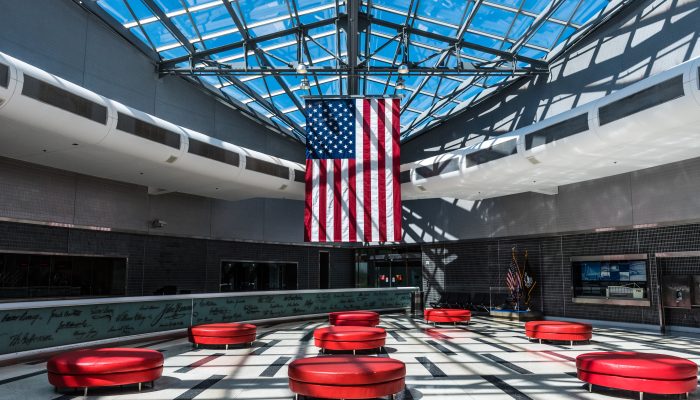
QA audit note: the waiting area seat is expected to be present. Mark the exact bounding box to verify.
[576,352,697,399]
[329,311,380,327]
[314,326,386,354]
[288,355,405,399]
[424,308,471,325]
[47,348,163,396]
[525,320,592,345]
[188,322,257,349]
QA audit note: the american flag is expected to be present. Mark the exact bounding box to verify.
[304,98,401,242]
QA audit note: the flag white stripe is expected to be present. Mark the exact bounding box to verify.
[369,100,380,242]
[326,158,334,242]
[385,101,394,240]
[311,159,320,241]
[341,158,350,242]
[354,99,365,242]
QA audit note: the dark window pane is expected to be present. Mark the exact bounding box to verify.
[294,169,305,183]
[599,75,684,126]
[525,113,589,150]
[117,113,181,149]
[245,157,290,179]
[465,138,518,167]
[21,75,108,124]
[188,139,240,166]
[399,169,411,184]
[415,158,460,179]
[0,63,8,88]
[0,253,125,302]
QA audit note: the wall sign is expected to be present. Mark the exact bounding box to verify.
[0,289,413,354]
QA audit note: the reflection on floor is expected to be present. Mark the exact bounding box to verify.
[0,314,698,399]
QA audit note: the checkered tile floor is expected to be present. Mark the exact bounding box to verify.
[0,314,698,399]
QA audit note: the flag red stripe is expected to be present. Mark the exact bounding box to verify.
[362,99,372,242]
[333,159,342,242]
[392,99,401,241]
[318,158,327,242]
[304,159,313,242]
[377,99,387,242]
[348,159,357,242]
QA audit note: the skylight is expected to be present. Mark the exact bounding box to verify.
[92,0,613,143]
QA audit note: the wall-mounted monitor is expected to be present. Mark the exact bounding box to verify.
[571,254,648,300]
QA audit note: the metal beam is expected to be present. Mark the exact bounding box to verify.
[160,17,337,68]
[371,16,547,68]
[142,0,195,54]
[403,0,641,141]
[346,0,360,95]
[161,66,546,76]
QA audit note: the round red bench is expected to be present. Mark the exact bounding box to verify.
[329,311,380,327]
[576,352,697,399]
[47,348,163,396]
[424,308,471,325]
[525,320,592,345]
[288,355,405,399]
[188,322,257,349]
[314,326,386,354]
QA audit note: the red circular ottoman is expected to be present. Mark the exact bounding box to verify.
[188,322,257,349]
[47,348,163,396]
[329,311,380,327]
[288,355,405,399]
[424,308,471,325]
[525,320,592,345]
[576,352,697,398]
[314,326,386,354]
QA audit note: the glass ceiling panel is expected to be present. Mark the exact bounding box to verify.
[94,0,615,141]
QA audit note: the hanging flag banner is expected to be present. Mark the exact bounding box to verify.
[304,98,401,243]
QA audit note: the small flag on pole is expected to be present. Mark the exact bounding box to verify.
[304,98,402,243]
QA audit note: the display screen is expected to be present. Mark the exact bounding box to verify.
[578,260,647,282]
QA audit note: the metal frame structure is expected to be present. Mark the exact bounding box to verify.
[77,0,631,144]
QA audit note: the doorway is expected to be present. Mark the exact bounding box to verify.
[319,251,330,289]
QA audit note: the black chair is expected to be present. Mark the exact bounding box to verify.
[470,293,490,312]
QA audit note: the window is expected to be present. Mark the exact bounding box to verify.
[415,158,460,179]
[116,113,181,149]
[0,253,126,302]
[464,138,518,167]
[21,75,107,124]
[598,75,685,126]
[525,114,589,150]
[294,169,305,183]
[0,63,8,88]
[399,170,411,184]
[572,256,648,300]
[245,157,290,179]
[220,261,297,292]
[188,139,240,166]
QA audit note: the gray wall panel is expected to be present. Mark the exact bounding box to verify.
[74,176,148,231]
[148,193,212,237]
[555,174,633,232]
[210,198,265,241]
[0,158,76,224]
[83,18,157,113]
[0,0,87,85]
[631,157,700,225]
[263,199,304,242]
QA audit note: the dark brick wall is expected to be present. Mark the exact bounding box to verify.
[418,222,700,328]
[0,221,355,296]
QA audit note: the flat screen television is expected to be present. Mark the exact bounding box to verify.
[572,256,648,299]
[577,260,647,282]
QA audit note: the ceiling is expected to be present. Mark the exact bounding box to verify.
[82,0,617,143]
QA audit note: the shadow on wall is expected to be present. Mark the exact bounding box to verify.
[402,0,700,163]
[402,192,557,243]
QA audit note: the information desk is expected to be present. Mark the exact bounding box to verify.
[0,287,417,355]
